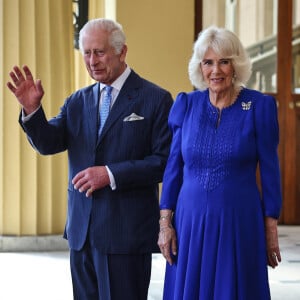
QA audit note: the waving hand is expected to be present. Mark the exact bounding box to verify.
[7,65,44,115]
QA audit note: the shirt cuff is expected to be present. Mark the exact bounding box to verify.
[22,105,41,122]
[105,166,116,190]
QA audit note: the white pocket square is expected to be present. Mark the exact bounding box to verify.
[123,113,145,122]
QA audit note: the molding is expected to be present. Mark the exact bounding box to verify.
[0,235,69,252]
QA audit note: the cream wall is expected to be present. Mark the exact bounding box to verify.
[0,0,195,236]
[76,0,195,97]
[117,0,194,98]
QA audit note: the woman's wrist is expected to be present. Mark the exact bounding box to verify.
[159,224,173,232]
[265,216,278,228]
[160,215,171,221]
[159,209,173,230]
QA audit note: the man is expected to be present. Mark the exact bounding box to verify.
[7,18,173,300]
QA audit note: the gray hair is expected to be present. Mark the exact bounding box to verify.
[188,26,252,91]
[79,18,126,54]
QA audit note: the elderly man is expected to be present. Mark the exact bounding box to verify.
[7,18,173,300]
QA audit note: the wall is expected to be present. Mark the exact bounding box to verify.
[0,0,194,237]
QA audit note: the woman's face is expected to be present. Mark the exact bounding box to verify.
[200,48,235,95]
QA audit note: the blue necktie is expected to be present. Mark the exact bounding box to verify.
[99,85,113,135]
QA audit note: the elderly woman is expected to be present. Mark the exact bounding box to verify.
[158,26,282,299]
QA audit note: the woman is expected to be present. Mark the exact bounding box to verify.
[158,26,282,300]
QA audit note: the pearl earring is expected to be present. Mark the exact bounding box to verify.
[232,73,237,83]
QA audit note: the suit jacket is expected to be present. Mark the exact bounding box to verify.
[20,70,173,253]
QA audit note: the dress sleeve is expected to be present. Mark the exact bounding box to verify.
[255,94,282,218]
[160,92,187,210]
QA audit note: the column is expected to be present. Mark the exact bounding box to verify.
[0,0,73,236]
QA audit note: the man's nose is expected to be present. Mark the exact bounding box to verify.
[90,53,98,66]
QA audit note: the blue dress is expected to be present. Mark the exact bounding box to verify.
[160,88,282,300]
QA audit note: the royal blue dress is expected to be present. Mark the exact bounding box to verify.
[160,88,282,300]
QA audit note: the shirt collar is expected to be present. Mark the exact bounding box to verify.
[100,65,131,92]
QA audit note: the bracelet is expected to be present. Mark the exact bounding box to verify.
[159,214,172,221]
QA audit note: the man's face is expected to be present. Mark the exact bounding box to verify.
[82,28,127,84]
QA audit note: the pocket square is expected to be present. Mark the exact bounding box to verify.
[123,113,145,122]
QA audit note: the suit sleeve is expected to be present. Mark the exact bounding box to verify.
[19,103,68,155]
[159,92,187,210]
[255,94,282,218]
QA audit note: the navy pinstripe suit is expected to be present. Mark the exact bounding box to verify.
[19,69,173,299]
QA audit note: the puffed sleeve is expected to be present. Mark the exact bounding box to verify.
[160,92,188,210]
[255,94,282,218]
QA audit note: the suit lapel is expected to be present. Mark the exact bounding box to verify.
[85,83,100,148]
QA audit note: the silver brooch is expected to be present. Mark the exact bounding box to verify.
[241,101,252,110]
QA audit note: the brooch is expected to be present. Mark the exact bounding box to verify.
[241,101,252,110]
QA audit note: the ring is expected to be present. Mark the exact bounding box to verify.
[272,253,276,258]
[88,188,93,193]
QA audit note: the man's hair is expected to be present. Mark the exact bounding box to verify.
[79,18,126,54]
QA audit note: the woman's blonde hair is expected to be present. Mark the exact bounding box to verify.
[188,26,252,91]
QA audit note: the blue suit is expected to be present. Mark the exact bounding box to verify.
[20,70,173,299]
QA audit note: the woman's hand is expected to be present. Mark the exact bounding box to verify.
[265,217,281,268]
[157,210,177,265]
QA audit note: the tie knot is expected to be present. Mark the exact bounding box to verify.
[104,85,113,95]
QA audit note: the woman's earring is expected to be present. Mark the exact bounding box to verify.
[232,73,237,84]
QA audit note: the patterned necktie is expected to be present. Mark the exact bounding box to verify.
[99,85,113,135]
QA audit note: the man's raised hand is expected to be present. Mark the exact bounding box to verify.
[7,65,44,115]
